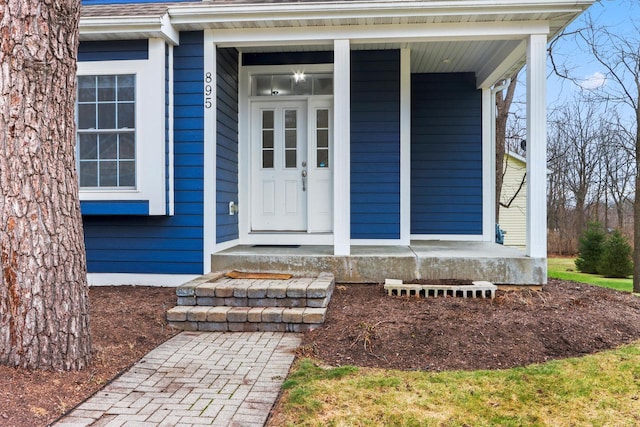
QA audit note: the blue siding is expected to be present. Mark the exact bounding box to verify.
[350,50,400,239]
[411,73,482,235]
[79,40,148,62]
[216,48,239,243]
[81,201,149,215]
[83,32,205,275]
[242,51,334,66]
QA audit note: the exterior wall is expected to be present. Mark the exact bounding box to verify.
[350,50,401,239]
[81,32,205,275]
[216,48,239,243]
[410,73,482,235]
[500,154,527,248]
[79,40,148,61]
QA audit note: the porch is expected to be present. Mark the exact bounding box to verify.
[210,241,546,285]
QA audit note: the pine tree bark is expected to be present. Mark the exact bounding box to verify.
[0,0,92,370]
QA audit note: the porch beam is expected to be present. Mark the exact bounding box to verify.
[209,22,550,48]
[333,39,351,256]
[526,34,547,258]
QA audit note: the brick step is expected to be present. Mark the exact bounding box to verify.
[166,306,326,333]
[175,272,335,309]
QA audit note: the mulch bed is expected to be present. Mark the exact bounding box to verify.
[301,279,640,371]
[0,286,178,427]
[2,280,640,426]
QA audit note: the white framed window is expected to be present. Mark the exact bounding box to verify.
[76,38,168,215]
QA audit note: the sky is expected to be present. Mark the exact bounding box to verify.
[546,0,637,109]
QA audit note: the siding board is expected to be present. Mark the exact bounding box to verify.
[350,50,401,239]
[216,48,240,243]
[410,73,483,235]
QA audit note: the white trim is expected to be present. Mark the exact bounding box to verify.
[167,43,175,216]
[214,238,240,253]
[87,273,198,287]
[482,87,495,242]
[238,56,250,242]
[411,234,485,241]
[80,14,180,45]
[207,22,550,48]
[77,38,167,215]
[333,39,351,256]
[526,33,547,258]
[400,47,411,246]
[351,239,404,246]
[242,233,334,246]
[203,31,216,274]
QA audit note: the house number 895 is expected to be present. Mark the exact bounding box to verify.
[204,72,213,109]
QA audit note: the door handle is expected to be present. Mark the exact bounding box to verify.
[302,169,307,191]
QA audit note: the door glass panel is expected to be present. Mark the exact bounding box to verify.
[284,110,297,168]
[262,110,274,169]
[316,109,330,168]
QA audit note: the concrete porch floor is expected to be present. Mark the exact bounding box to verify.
[211,241,546,285]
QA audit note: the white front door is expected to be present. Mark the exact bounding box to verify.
[250,99,333,233]
[251,101,307,231]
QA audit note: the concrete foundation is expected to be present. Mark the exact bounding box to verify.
[211,241,547,285]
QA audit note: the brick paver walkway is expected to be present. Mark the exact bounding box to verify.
[55,331,301,427]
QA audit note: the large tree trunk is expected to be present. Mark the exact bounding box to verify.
[0,0,91,370]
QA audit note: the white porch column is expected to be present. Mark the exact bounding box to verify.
[400,47,411,245]
[333,39,351,255]
[481,87,495,242]
[526,34,547,258]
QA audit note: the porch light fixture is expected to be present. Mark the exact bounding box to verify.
[293,71,306,83]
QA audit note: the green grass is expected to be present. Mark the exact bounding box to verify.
[547,257,633,292]
[271,344,640,426]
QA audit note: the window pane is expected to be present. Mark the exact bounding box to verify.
[284,110,296,129]
[99,161,117,186]
[317,109,329,128]
[317,149,329,168]
[262,110,274,129]
[317,129,329,148]
[78,76,96,102]
[285,130,296,149]
[117,75,135,101]
[314,76,333,95]
[119,133,135,159]
[97,75,116,101]
[285,150,296,168]
[291,77,311,95]
[99,134,117,159]
[253,75,272,96]
[263,150,273,168]
[98,103,116,129]
[262,130,273,149]
[271,75,291,96]
[79,161,98,187]
[119,161,135,187]
[79,134,97,160]
[118,103,135,129]
[77,104,96,129]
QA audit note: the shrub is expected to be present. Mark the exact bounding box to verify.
[598,229,633,278]
[575,222,606,274]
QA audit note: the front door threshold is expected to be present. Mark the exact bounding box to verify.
[244,232,333,246]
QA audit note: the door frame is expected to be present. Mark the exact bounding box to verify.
[239,63,334,245]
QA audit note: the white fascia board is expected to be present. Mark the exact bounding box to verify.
[168,1,593,26]
[80,14,179,45]
[208,21,550,47]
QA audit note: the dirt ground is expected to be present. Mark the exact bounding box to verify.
[0,286,177,427]
[301,279,640,371]
[2,280,640,426]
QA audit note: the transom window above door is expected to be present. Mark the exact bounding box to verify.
[251,73,333,96]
